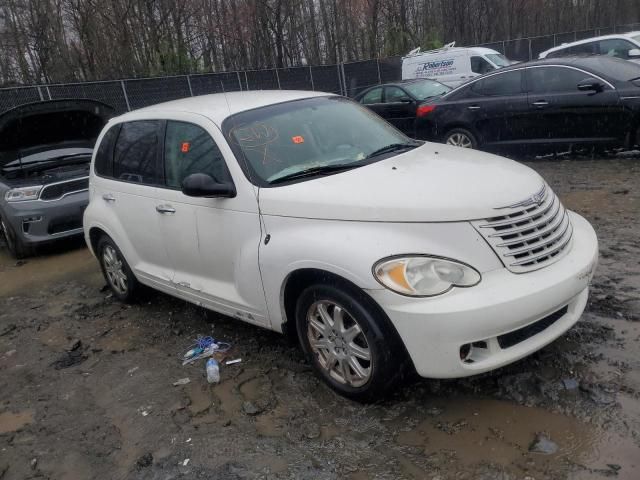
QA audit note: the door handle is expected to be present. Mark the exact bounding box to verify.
[468,105,481,110]
[532,100,549,107]
[156,205,176,214]
[102,194,116,202]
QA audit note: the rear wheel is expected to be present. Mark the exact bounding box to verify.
[444,128,478,149]
[295,283,409,402]
[0,216,30,259]
[97,235,139,302]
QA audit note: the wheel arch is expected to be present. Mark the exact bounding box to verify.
[280,268,413,369]
[441,123,481,144]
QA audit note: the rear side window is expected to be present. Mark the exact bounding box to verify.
[527,67,601,93]
[471,70,523,96]
[163,121,232,189]
[94,124,120,177]
[361,88,382,104]
[113,121,161,185]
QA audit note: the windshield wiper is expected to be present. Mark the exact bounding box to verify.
[365,142,419,160]
[269,163,358,185]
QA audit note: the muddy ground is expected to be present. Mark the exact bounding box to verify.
[1,157,639,480]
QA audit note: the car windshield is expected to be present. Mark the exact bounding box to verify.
[223,96,418,186]
[404,79,451,100]
[3,148,93,167]
[632,34,640,43]
[487,53,511,67]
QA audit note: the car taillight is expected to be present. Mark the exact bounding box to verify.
[416,105,436,117]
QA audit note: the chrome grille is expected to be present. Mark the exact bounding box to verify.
[40,177,89,201]
[472,184,573,273]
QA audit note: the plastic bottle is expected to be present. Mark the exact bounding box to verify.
[206,358,220,384]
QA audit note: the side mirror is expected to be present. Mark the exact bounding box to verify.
[628,48,640,58]
[181,173,236,198]
[577,80,604,93]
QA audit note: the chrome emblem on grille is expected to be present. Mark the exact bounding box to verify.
[496,184,546,210]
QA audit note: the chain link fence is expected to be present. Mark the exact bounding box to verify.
[1,22,639,115]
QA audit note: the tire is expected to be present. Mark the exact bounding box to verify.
[444,128,478,149]
[295,283,409,402]
[0,215,31,259]
[96,235,140,302]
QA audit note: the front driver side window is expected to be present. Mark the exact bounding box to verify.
[471,56,494,74]
[164,121,232,189]
[598,39,636,59]
[384,87,411,103]
[361,88,382,104]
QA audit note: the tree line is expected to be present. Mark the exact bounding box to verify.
[1,0,639,86]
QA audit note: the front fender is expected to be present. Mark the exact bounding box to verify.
[259,215,502,330]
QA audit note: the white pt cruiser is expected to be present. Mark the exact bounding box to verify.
[84,91,598,401]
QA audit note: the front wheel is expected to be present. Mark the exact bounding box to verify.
[444,128,478,149]
[295,283,408,402]
[0,216,30,259]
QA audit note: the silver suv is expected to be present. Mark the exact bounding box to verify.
[0,100,113,258]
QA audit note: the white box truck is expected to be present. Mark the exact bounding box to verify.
[402,43,511,88]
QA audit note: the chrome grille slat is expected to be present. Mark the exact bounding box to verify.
[472,184,574,273]
[511,223,573,266]
[496,207,565,247]
[481,193,555,228]
[487,196,561,238]
[502,213,569,257]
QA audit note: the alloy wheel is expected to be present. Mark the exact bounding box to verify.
[102,245,128,295]
[446,132,473,148]
[306,300,372,388]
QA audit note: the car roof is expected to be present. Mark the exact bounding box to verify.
[354,78,447,98]
[113,90,332,126]
[542,32,640,55]
[498,55,630,76]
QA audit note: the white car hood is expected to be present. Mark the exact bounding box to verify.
[258,143,544,222]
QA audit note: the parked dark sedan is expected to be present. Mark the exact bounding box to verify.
[412,56,640,152]
[354,79,451,136]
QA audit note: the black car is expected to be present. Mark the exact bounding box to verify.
[354,79,451,136]
[412,56,640,152]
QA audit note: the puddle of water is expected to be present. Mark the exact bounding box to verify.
[394,397,638,477]
[0,246,101,297]
[0,409,34,433]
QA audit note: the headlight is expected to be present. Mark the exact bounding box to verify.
[4,186,42,202]
[373,256,481,297]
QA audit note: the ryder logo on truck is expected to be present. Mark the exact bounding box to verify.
[415,58,455,78]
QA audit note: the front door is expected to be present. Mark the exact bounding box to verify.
[383,86,417,135]
[525,66,628,145]
[154,116,268,326]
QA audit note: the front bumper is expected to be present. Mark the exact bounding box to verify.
[366,211,598,379]
[1,191,88,245]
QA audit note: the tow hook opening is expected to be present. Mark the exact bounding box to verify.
[460,341,489,364]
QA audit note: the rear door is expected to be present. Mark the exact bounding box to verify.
[525,65,627,144]
[462,69,530,147]
[94,120,174,287]
[382,86,417,134]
